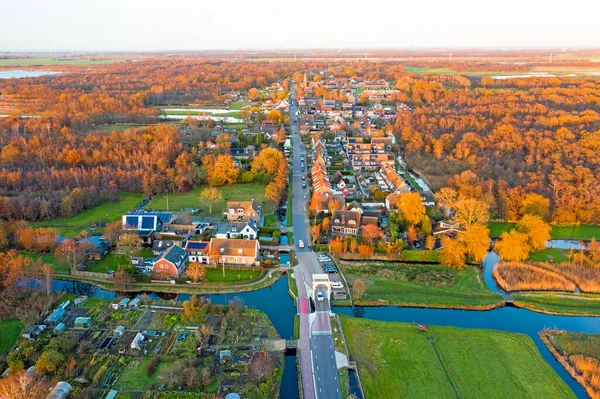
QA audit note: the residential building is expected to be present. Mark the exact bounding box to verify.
[223,200,261,222]
[331,210,361,236]
[433,220,463,236]
[151,245,189,278]
[185,240,210,264]
[88,241,109,260]
[209,238,260,267]
[152,240,183,256]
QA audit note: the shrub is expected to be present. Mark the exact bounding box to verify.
[147,356,161,377]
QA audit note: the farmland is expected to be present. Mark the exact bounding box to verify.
[340,316,575,399]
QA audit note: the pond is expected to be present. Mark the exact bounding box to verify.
[0,70,62,79]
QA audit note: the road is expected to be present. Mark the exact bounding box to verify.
[290,87,342,399]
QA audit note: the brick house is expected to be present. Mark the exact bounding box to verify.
[151,245,188,278]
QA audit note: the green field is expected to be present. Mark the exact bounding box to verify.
[550,331,600,360]
[86,248,153,273]
[528,248,569,263]
[159,108,242,119]
[514,293,600,316]
[116,357,172,389]
[22,252,67,274]
[488,221,600,240]
[203,268,262,283]
[31,193,142,237]
[145,184,274,216]
[340,316,575,399]
[404,66,456,75]
[0,319,23,355]
[0,58,120,66]
[341,262,502,309]
[264,214,278,228]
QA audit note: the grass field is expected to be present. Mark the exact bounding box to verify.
[145,184,274,216]
[117,357,172,389]
[528,248,569,263]
[31,193,143,237]
[340,262,502,309]
[86,248,153,273]
[203,268,262,283]
[264,214,278,228]
[404,66,456,75]
[21,252,67,274]
[0,319,23,355]
[489,221,600,240]
[340,316,575,399]
[514,293,600,316]
[0,58,120,66]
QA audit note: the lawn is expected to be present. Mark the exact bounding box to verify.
[488,221,600,240]
[514,293,600,316]
[145,184,275,216]
[0,319,23,355]
[21,252,68,274]
[86,248,153,273]
[117,357,173,389]
[31,193,143,237]
[203,268,262,283]
[264,214,278,228]
[0,58,120,66]
[340,316,575,399]
[341,262,502,309]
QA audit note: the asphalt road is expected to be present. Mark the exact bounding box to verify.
[290,88,342,399]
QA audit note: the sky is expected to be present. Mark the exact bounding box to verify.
[1,0,599,51]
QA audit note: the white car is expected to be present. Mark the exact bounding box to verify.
[298,240,305,248]
[331,281,344,289]
[316,292,324,302]
[319,255,331,262]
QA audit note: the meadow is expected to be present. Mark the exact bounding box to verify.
[0,319,23,355]
[339,261,502,309]
[340,316,575,399]
[515,293,600,316]
[488,221,600,240]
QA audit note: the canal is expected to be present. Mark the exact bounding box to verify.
[51,256,600,399]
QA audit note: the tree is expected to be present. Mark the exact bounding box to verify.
[352,279,367,299]
[406,224,418,243]
[215,134,231,154]
[494,230,530,262]
[516,214,551,252]
[251,148,283,177]
[0,370,49,399]
[104,221,122,246]
[328,199,341,214]
[419,215,433,236]
[55,241,87,272]
[519,193,550,220]
[481,76,494,87]
[439,236,466,269]
[461,223,490,262]
[357,244,375,258]
[35,350,64,375]
[453,198,490,227]
[329,237,343,254]
[426,235,436,251]
[113,269,135,292]
[361,224,383,245]
[208,154,239,186]
[587,238,600,264]
[249,352,274,383]
[185,262,206,283]
[199,187,222,214]
[309,224,321,245]
[117,232,142,258]
[322,217,331,231]
[248,88,260,101]
[434,187,458,216]
[396,192,426,226]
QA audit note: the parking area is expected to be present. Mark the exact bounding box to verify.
[317,254,348,300]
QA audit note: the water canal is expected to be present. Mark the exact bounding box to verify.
[51,255,600,399]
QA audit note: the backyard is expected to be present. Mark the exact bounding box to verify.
[339,261,503,309]
[31,193,143,237]
[145,184,275,216]
[340,316,575,399]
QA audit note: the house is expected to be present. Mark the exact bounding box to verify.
[122,214,161,244]
[129,298,141,309]
[152,245,189,278]
[131,332,145,350]
[53,323,66,335]
[21,325,45,340]
[230,145,256,159]
[130,256,154,274]
[223,200,261,222]
[433,220,463,236]
[152,240,183,256]
[331,210,362,237]
[88,241,109,260]
[209,238,260,267]
[185,240,210,264]
[222,220,259,239]
[421,191,436,207]
[350,153,395,171]
[74,317,91,328]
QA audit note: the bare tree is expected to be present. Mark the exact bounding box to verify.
[248,352,274,383]
[55,241,87,272]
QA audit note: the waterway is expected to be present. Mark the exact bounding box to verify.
[49,255,600,398]
[0,70,61,79]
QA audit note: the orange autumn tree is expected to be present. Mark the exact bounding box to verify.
[329,237,343,254]
[516,214,552,252]
[460,223,490,262]
[439,236,466,269]
[494,231,531,262]
[362,224,384,245]
[357,244,375,258]
[396,192,426,226]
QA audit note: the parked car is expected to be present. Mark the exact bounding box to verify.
[414,242,421,249]
[298,240,305,248]
[331,281,344,289]
[319,255,331,262]
[302,181,307,188]
[316,292,324,302]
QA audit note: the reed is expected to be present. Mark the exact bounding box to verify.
[494,262,577,292]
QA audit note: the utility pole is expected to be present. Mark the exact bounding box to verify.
[166,193,169,211]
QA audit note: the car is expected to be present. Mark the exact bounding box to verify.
[319,255,331,261]
[302,181,307,188]
[316,292,324,302]
[302,175,305,180]
[414,242,421,249]
[331,281,344,289]
[298,240,305,248]
[301,167,305,172]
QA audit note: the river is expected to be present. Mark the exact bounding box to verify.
[49,252,600,398]
[0,70,62,79]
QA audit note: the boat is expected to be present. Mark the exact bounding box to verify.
[417,324,429,331]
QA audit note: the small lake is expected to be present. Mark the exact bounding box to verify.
[0,70,62,79]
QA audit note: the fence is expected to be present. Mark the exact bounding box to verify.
[71,270,113,280]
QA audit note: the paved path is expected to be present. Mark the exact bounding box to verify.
[290,89,342,399]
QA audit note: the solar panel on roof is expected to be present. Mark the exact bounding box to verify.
[141,216,155,230]
[126,216,138,228]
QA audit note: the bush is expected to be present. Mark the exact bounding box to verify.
[273,231,281,238]
[134,274,151,283]
[147,356,161,377]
